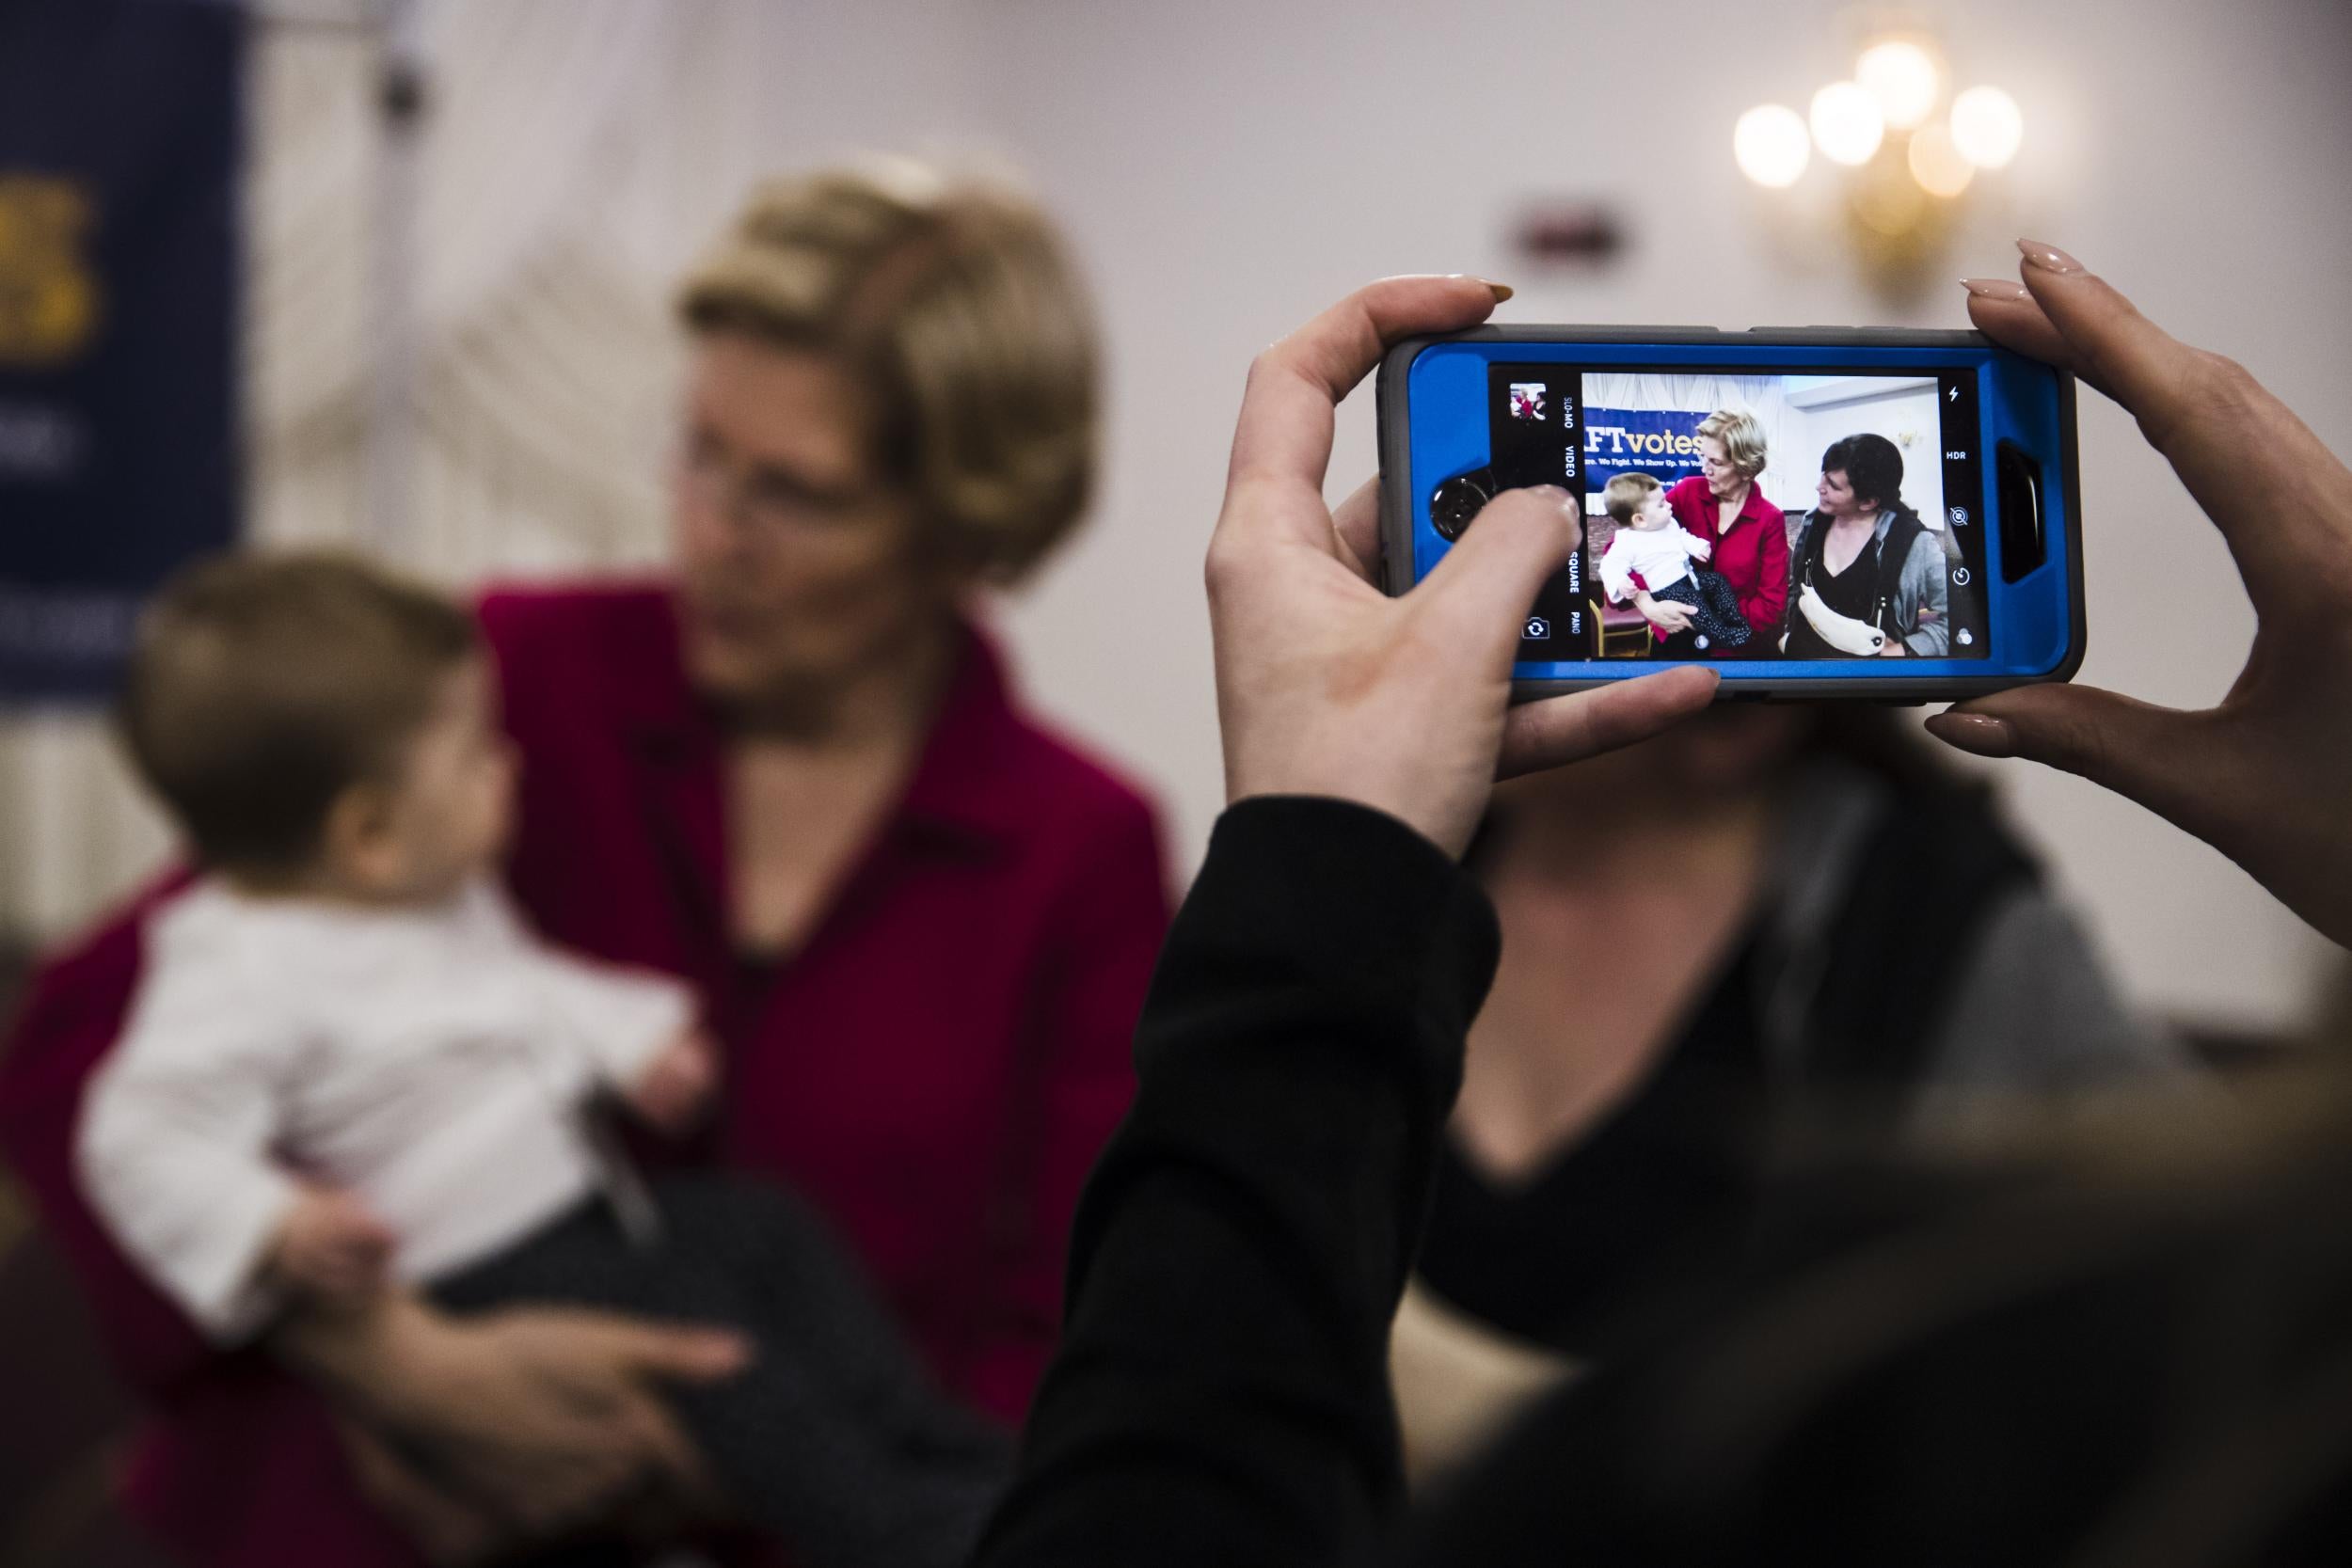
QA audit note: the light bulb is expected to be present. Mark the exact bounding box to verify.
[1950,86,2024,168]
[1809,81,1885,166]
[1857,39,1942,131]
[1733,103,1811,188]
[1907,121,1975,198]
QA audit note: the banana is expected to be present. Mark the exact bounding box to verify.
[1797,582,1887,657]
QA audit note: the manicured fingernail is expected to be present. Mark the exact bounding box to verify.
[2016,239,2086,275]
[1476,277,1515,302]
[1960,277,2031,301]
[1924,712,2017,757]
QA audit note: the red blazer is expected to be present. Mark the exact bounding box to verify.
[1663,474,1789,646]
[0,584,1171,1568]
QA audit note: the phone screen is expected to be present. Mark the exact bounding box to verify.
[1470,362,1988,662]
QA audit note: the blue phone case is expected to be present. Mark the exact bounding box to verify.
[1376,327,2085,701]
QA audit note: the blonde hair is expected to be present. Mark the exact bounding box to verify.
[1603,471,1664,526]
[1695,408,1770,480]
[677,157,1097,584]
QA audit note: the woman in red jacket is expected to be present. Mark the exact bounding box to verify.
[1653,409,1789,651]
[0,161,1169,1567]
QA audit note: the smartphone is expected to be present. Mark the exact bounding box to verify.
[1376,327,2082,700]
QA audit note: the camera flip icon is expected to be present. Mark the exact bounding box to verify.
[1523,615,1552,641]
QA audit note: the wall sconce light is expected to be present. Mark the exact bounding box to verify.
[1736,33,2022,295]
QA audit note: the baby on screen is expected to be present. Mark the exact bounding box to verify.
[1595,470,1752,651]
[75,552,1005,1568]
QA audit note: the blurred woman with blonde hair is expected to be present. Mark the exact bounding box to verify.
[2,158,1170,1567]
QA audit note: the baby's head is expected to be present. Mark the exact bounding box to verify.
[118,553,514,902]
[1603,472,1671,532]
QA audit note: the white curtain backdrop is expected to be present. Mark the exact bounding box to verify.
[0,0,988,938]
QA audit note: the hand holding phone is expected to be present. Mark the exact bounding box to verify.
[1205,277,1716,856]
[1379,324,2081,698]
[1931,245,2352,947]
[1202,251,2352,945]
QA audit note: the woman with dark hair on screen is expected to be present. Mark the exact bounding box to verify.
[1784,431,1952,658]
[972,251,2352,1565]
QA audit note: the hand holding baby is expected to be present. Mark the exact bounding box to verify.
[624,1027,722,1135]
[1634,591,1698,636]
[268,1186,398,1307]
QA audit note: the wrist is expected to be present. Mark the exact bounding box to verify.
[258,1248,327,1307]
[1226,779,1457,863]
[272,1291,455,1426]
[1187,797,1501,1056]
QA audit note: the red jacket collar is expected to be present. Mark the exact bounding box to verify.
[616,598,1029,851]
[895,621,1030,847]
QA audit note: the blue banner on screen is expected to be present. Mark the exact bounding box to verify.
[1581,408,1707,488]
[0,0,243,705]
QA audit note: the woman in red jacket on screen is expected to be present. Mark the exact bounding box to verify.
[1650,409,1789,652]
[0,159,1170,1567]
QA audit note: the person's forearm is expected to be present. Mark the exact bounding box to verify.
[974,798,1501,1568]
[269,1289,450,1426]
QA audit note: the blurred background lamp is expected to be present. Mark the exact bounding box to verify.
[1950,85,2025,168]
[1907,121,1976,198]
[1734,103,1811,187]
[1853,159,1931,238]
[1809,81,1885,166]
[1856,38,1942,131]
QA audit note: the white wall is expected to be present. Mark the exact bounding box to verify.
[966,0,2352,1031]
[4,0,2347,1033]
[1573,372,1947,530]
[1785,378,1947,531]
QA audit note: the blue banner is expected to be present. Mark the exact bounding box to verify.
[1581,407,1707,490]
[0,0,243,705]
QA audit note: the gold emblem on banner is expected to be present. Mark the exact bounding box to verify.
[0,175,103,367]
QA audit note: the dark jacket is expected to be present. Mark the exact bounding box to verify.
[974,797,2352,1568]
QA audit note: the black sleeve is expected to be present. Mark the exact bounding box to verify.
[971,796,1502,1568]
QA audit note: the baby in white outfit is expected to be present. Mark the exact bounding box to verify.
[77,552,1006,1567]
[1594,471,1752,652]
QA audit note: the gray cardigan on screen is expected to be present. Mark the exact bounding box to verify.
[1787,510,1954,657]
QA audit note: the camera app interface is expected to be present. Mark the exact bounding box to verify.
[1453,362,1988,662]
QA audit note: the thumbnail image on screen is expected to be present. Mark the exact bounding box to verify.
[1458,362,1988,662]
